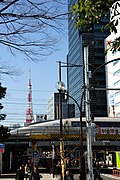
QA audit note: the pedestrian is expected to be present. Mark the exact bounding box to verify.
[94,166,103,180]
[29,166,42,180]
[28,159,32,173]
[16,165,25,180]
[65,170,74,180]
[25,164,29,180]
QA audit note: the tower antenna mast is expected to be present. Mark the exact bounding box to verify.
[26,69,33,124]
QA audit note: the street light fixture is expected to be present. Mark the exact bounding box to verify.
[56,81,66,92]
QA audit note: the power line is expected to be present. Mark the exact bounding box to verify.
[2,97,48,101]
[6,89,54,92]
[2,102,47,106]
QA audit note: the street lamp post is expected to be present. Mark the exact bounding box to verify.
[56,80,65,180]
[57,61,66,180]
[57,60,85,180]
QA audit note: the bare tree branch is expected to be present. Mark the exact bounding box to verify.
[0,62,22,76]
[0,0,68,61]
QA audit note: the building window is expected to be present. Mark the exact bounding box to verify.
[114,80,120,86]
[116,113,120,117]
[115,102,120,106]
[113,58,120,66]
[115,90,120,96]
[114,69,120,76]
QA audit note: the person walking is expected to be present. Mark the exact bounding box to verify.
[94,165,103,180]
[65,170,74,180]
[29,166,42,180]
[25,164,29,180]
[16,165,25,180]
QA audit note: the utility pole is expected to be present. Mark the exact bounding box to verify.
[84,46,94,180]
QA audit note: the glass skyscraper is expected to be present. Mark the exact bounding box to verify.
[67,0,110,118]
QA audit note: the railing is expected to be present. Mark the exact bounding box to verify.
[112,169,120,177]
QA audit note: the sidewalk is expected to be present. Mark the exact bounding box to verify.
[41,174,59,180]
[101,173,120,180]
[1,173,118,180]
[42,174,79,180]
[0,173,79,180]
[40,173,59,180]
[49,173,120,180]
[0,173,59,180]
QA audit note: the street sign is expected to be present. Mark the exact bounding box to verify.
[0,144,5,153]
[32,151,39,165]
[0,144,5,148]
[32,151,39,158]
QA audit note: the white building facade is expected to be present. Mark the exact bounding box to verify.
[106,1,120,117]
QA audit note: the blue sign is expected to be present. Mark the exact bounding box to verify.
[32,151,39,157]
[0,144,5,148]
[0,143,5,152]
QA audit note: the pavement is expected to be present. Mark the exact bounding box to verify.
[0,173,119,180]
[101,173,120,180]
[0,173,56,179]
[0,173,58,180]
[0,173,80,180]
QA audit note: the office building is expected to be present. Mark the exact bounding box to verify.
[46,93,75,120]
[106,1,120,117]
[67,0,110,117]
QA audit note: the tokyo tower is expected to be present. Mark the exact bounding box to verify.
[26,69,34,124]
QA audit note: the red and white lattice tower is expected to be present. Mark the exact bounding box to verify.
[26,70,33,124]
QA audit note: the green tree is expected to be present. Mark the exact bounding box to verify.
[0,82,7,121]
[0,125,10,142]
[0,83,10,141]
[72,0,120,53]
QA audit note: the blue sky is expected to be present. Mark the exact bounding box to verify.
[0,0,69,127]
[1,33,68,127]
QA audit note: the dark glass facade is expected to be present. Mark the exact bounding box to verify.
[67,0,110,117]
[47,93,75,120]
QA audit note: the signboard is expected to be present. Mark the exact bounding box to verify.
[0,148,4,153]
[32,151,39,158]
[0,144,5,153]
[116,152,120,169]
[32,151,39,164]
